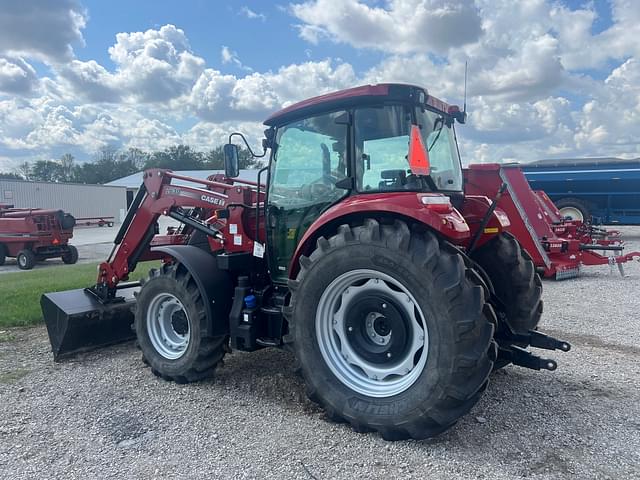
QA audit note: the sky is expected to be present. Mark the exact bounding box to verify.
[0,0,639,172]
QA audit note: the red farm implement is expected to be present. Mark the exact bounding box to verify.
[533,190,623,247]
[464,164,640,279]
[75,216,115,228]
[0,204,78,270]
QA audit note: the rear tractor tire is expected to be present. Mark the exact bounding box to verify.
[135,263,227,383]
[17,249,36,270]
[471,233,543,368]
[286,219,496,440]
[62,245,79,264]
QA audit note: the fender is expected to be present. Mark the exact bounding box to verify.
[289,192,471,279]
[152,245,233,336]
[459,195,511,250]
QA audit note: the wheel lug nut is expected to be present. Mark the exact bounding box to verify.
[348,326,353,332]
[386,352,392,358]
[382,303,387,309]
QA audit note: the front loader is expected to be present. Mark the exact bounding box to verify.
[41,84,570,440]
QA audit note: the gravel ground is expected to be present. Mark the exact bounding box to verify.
[0,227,639,479]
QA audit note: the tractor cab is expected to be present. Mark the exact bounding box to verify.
[263,83,465,194]
[259,84,466,282]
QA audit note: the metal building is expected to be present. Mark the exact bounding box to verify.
[0,179,128,222]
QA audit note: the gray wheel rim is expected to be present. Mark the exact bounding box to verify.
[146,293,190,360]
[315,269,428,398]
[559,206,584,222]
[18,255,27,267]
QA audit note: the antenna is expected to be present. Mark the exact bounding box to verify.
[463,60,468,115]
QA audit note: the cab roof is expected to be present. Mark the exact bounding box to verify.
[264,83,459,127]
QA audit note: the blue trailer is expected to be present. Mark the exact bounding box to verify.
[521,158,640,225]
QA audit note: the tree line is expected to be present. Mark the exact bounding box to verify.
[0,144,259,184]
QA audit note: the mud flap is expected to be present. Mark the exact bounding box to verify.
[41,286,139,361]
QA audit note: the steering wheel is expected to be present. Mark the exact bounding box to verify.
[299,174,341,200]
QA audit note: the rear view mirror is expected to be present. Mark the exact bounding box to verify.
[223,144,240,178]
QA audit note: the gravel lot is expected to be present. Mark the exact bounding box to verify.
[1,227,639,479]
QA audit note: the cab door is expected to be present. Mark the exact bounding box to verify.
[266,111,349,283]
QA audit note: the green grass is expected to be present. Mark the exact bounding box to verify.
[0,330,16,342]
[0,261,159,328]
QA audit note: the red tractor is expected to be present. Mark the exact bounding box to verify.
[42,84,569,440]
[0,204,78,269]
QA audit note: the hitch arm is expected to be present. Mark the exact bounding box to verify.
[499,347,558,371]
[495,327,571,372]
[505,330,571,352]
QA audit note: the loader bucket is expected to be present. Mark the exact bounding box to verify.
[41,286,139,361]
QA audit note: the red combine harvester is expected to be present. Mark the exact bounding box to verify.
[0,204,78,270]
[464,164,640,279]
[41,84,571,441]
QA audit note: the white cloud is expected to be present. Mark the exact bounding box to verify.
[24,104,80,148]
[221,46,252,72]
[0,56,39,94]
[51,24,206,105]
[290,0,483,53]
[188,59,356,122]
[0,99,42,149]
[0,0,86,63]
[182,121,266,152]
[240,6,266,21]
[554,0,640,70]
[573,58,640,155]
[470,34,565,101]
[107,24,205,102]
[121,116,181,152]
[57,60,121,102]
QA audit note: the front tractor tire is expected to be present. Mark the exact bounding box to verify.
[135,263,227,383]
[286,219,496,441]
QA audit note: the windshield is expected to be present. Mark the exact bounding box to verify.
[354,105,463,192]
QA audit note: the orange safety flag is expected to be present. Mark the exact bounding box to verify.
[408,124,430,176]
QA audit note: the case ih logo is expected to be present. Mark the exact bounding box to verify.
[201,194,226,207]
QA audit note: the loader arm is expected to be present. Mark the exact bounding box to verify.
[95,168,260,300]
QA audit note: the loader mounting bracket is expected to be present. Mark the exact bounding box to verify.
[86,281,142,303]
